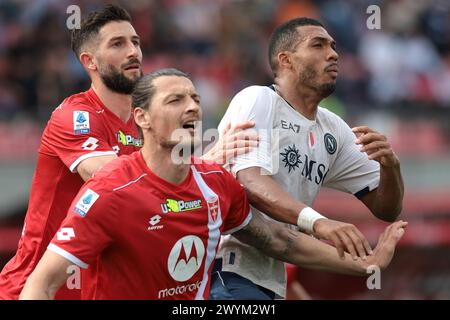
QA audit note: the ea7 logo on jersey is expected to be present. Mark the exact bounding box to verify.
[57,227,75,241]
[168,235,205,282]
[73,189,99,217]
[73,111,90,135]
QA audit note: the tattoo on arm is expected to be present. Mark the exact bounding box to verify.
[281,229,299,257]
[235,213,302,262]
[244,222,273,251]
[234,213,276,253]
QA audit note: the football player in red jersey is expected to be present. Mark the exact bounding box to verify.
[20,69,407,300]
[0,5,256,300]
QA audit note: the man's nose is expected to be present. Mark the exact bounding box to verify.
[328,47,339,61]
[186,98,200,113]
[127,41,139,58]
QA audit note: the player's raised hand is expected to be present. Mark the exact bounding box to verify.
[352,126,400,168]
[367,220,407,270]
[313,219,373,260]
[202,121,260,165]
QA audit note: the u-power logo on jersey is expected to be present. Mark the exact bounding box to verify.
[161,198,202,214]
[117,130,143,147]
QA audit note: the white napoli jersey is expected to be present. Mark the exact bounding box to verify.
[217,85,380,297]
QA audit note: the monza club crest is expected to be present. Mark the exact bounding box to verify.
[206,196,220,222]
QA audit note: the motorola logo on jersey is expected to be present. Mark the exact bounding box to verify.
[167,235,205,282]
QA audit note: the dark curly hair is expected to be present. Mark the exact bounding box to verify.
[71,5,132,59]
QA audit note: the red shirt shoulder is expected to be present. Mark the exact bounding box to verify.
[40,88,140,172]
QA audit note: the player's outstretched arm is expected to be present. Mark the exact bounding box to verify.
[19,250,72,300]
[201,121,259,165]
[238,167,372,260]
[352,126,404,221]
[234,211,407,276]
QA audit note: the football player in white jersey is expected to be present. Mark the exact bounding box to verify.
[211,17,404,300]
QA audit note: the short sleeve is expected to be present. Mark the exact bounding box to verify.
[46,105,117,173]
[218,86,275,176]
[221,170,253,235]
[324,119,380,197]
[48,180,117,269]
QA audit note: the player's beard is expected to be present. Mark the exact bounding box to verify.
[98,63,143,95]
[300,65,336,98]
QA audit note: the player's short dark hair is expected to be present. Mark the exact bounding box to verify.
[132,68,189,110]
[268,17,324,75]
[71,5,132,59]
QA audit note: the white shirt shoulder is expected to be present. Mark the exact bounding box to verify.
[218,86,277,175]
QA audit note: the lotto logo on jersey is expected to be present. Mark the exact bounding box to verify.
[57,227,75,241]
[73,111,90,135]
[73,189,99,217]
[167,235,205,282]
[161,198,202,214]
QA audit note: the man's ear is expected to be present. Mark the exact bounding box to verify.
[134,107,151,130]
[80,52,97,71]
[277,51,292,70]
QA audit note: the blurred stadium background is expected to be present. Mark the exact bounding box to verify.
[0,0,449,299]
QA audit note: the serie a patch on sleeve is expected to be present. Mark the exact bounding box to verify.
[73,110,90,135]
[73,188,100,217]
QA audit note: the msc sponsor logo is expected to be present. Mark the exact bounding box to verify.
[161,198,202,214]
[280,144,330,185]
[168,235,205,282]
[280,144,302,173]
[158,280,202,299]
[117,130,143,147]
[73,189,99,217]
[73,111,90,135]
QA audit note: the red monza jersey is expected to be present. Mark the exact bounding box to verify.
[49,151,251,300]
[0,88,141,299]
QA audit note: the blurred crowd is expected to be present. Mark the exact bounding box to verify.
[0,0,449,126]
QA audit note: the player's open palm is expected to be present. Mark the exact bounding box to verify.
[367,220,407,270]
[352,126,400,168]
[313,219,373,260]
[203,121,259,165]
